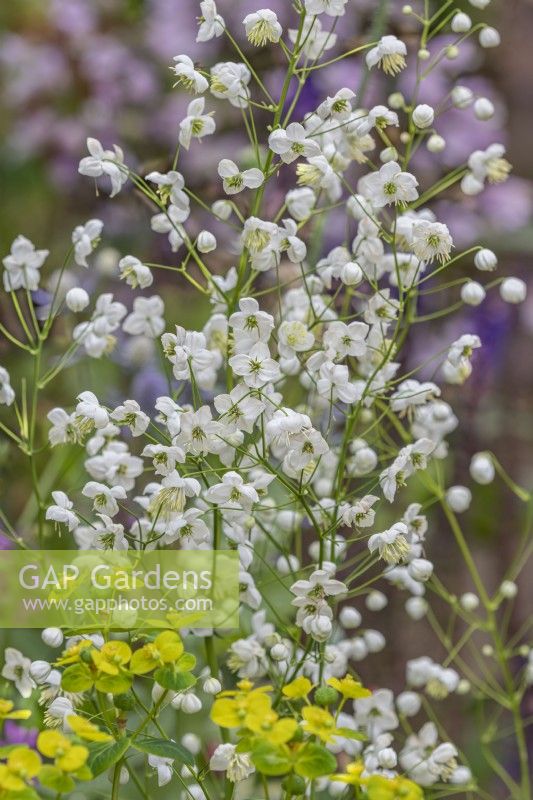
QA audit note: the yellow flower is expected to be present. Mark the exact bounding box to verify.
[37,730,89,773]
[246,707,298,745]
[366,774,424,800]
[332,760,365,786]
[91,641,132,676]
[56,639,94,666]
[0,699,31,721]
[282,676,314,700]
[0,747,41,791]
[211,684,272,729]
[67,715,113,742]
[327,675,372,700]
[130,631,184,675]
[301,705,338,743]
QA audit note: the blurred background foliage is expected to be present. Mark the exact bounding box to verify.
[0,0,532,793]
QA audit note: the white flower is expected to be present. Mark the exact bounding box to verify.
[268,123,321,164]
[243,10,282,46]
[362,161,418,208]
[366,35,407,75]
[304,0,348,17]
[342,495,379,528]
[368,523,410,564]
[2,235,48,292]
[278,321,314,359]
[148,754,173,787]
[210,62,251,108]
[317,88,356,121]
[149,470,201,518]
[285,187,316,220]
[218,159,263,195]
[73,294,127,358]
[78,137,127,197]
[123,296,165,339]
[323,320,368,359]
[214,384,265,433]
[411,220,453,263]
[229,342,280,388]
[210,744,255,783]
[296,156,341,201]
[2,648,35,698]
[205,471,259,511]
[110,399,150,437]
[71,219,103,267]
[45,491,79,532]
[316,362,359,404]
[82,481,127,515]
[462,143,511,195]
[172,54,209,93]
[289,17,337,59]
[0,367,15,406]
[76,390,109,429]
[197,0,225,42]
[118,255,153,289]
[179,97,216,150]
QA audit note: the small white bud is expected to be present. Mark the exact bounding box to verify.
[181,733,201,754]
[66,287,90,312]
[452,86,474,108]
[412,104,435,129]
[427,134,446,153]
[460,592,480,611]
[339,606,362,629]
[408,558,434,582]
[42,627,64,648]
[203,676,222,694]
[482,644,494,657]
[402,4,412,14]
[197,230,217,253]
[446,485,472,512]
[365,591,388,611]
[270,643,289,661]
[350,637,368,661]
[400,131,411,144]
[176,693,202,714]
[461,281,486,306]
[151,683,167,704]
[469,0,491,7]
[418,48,430,60]
[474,97,495,120]
[406,597,428,620]
[397,691,422,716]
[211,199,232,220]
[378,747,397,769]
[500,580,518,599]
[388,92,405,110]
[341,262,363,286]
[470,452,495,485]
[446,45,459,59]
[363,629,386,652]
[380,146,398,163]
[500,277,526,304]
[30,660,52,684]
[452,12,472,33]
[276,554,300,575]
[475,248,498,271]
[479,26,501,48]
[457,679,471,695]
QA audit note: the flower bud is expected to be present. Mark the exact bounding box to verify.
[339,606,362,629]
[203,676,222,694]
[452,86,474,108]
[270,643,289,662]
[66,287,89,312]
[211,199,232,220]
[469,0,491,7]
[446,485,472,512]
[479,26,500,48]
[181,733,201,754]
[474,97,495,120]
[197,230,217,253]
[500,277,526,304]
[314,686,339,706]
[364,629,386,652]
[378,747,397,769]
[460,592,479,611]
[30,660,52,684]
[365,590,388,611]
[406,597,428,620]
[418,48,430,60]
[427,134,446,153]
[412,104,434,129]
[500,580,518,598]
[176,693,202,714]
[341,261,363,286]
[474,248,498,271]
[42,627,64,648]
[408,558,433,582]
[452,12,472,32]
[461,281,486,306]
[350,637,368,661]
[470,452,495,484]
[276,554,300,575]
[446,45,459,59]
[396,691,421,716]
[457,679,471,695]
[379,146,398,163]
[388,92,404,110]
[482,644,494,657]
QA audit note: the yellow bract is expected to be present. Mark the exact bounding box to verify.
[91,641,132,675]
[333,763,424,799]
[301,705,338,742]
[0,747,41,791]
[130,631,184,674]
[211,686,271,728]
[0,698,31,721]
[282,676,314,700]
[327,675,372,699]
[67,714,113,742]
[56,639,93,666]
[37,730,89,773]
[246,708,298,745]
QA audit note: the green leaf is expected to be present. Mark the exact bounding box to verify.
[133,735,194,766]
[250,742,292,776]
[38,765,76,794]
[294,742,337,779]
[153,667,196,692]
[335,727,366,741]
[175,651,196,671]
[61,663,94,692]
[94,672,132,694]
[87,737,131,777]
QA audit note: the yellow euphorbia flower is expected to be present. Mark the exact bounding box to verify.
[55,639,93,666]
[327,675,372,700]
[282,676,314,700]
[332,760,365,785]
[91,641,132,676]
[0,747,41,791]
[212,686,272,728]
[130,631,183,674]
[0,699,31,721]
[37,730,89,773]
[333,763,424,800]
[246,707,298,745]
[67,714,113,742]
[301,705,338,742]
